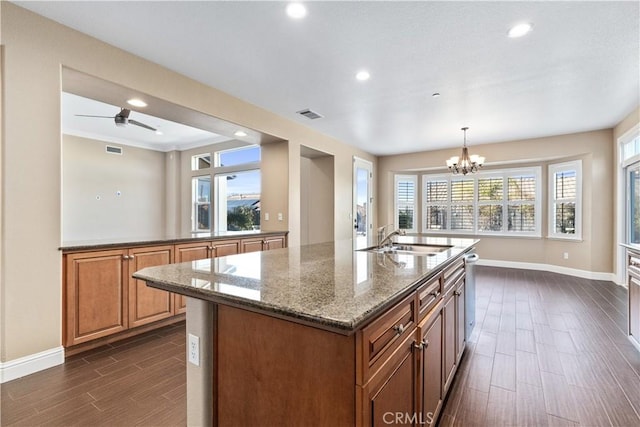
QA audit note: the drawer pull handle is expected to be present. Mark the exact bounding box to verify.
[454,290,462,296]
[413,339,429,350]
[393,324,405,335]
[429,291,440,299]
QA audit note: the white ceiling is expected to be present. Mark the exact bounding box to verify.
[18,1,640,156]
[62,92,230,151]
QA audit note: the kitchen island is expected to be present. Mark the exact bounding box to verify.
[134,236,477,426]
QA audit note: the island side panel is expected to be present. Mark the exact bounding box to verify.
[186,297,215,426]
[216,304,356,426]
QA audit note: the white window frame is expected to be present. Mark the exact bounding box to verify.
[421,167,542,237]
[548,160,582,240]
[394,175,418,233]
[189,144,261,232]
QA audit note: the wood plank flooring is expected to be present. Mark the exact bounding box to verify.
[440,266,640,427]
[1,322,186,426]
[1,266,639,426]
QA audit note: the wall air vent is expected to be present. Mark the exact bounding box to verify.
[105,145,123,155]
[296,109,323,120]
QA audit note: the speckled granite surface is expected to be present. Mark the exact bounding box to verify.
[60,230,287,252]
[134,236,477,333]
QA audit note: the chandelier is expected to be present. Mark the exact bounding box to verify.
[446,127,485,175]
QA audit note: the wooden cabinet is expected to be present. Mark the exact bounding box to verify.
[241,234,286,252]
[65,249,128,346]
[628,250,640,348]
[361,333,418,427]
[174,240,241,313]
[418,304,443,426]
[356,253,469,426]
[65,245,176,346]
[455,278,466,363]
[127,245,174,328]
[63,233,286,350]
[442,287,457,393]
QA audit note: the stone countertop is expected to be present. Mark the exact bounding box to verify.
[60,230,288,252]
[133,236,478,334]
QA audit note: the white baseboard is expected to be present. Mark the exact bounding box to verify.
[0,346,64,383]
[477,259,617,283]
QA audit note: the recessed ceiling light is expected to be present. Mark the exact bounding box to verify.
[286,3,307,19]
[155,130,163,135]
[234,130,248,137]
[126,98,147,108]
[432,92,441,98]
[356,70,370,81]
[508,22,533,38]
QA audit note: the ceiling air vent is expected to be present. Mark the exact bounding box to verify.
[105,145,123,155]
[296,109,323,120]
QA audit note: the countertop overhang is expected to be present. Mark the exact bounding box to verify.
[134,236,478,334]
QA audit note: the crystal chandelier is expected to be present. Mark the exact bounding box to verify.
[446,127,485,175]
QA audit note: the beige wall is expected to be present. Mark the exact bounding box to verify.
[378,129,614,273]
[300,155,335,245]
[62,135,166,241]
[0,3,375,362]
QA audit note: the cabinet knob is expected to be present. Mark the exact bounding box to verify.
[454,290,461,296]
[422,339,429,348]
[129,255,134,260]
[393,323,405,335]
[429,290,441,299]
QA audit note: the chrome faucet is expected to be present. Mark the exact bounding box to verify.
[377,225,406,248]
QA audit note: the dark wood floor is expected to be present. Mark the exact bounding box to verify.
[1,266,639,426]
[440,266,640,427]
[1,322,186,426]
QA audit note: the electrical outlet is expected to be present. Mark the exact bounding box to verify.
[563,252,569,260]
[278,212,283,221]
[265,212,270,221]
[188,333,200,366]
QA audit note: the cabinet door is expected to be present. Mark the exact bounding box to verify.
[174,242,212,314]
[264,235,285,251]
[362,334,418,427]
[455,280,466,362]
[419,309,443,426]
[442,289,456,393]
[65,250,128,346]
[212,239,241,257]
[630,275,640,344]
[128,246,174,328]
[241,238,264,253]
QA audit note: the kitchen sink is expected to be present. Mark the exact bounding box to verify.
[358,243,453,256]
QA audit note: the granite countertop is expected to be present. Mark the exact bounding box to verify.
[133,235,477,334]
[60,230,288,252]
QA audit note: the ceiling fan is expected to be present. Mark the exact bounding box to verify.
[75,108,157,131]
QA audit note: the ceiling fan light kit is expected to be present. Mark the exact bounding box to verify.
[446,127,485,175]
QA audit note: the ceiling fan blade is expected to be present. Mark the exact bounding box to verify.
[128,119,157,132]
[75,114,114,118]
[119,108,131,118]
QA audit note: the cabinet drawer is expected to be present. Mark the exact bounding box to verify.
[417,275,442,321]
[443,258,464,291]
[359,293,417,383]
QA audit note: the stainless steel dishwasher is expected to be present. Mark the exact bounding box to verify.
[464,252,479,340]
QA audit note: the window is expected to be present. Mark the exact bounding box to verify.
[548,160,582,240]
[192,176,211,231]
[622,128,640,245]
[190,145,261,232]
[422,167,541,236]
[394,175,417,232]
